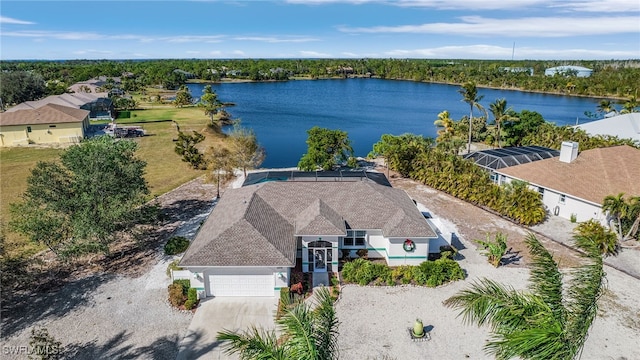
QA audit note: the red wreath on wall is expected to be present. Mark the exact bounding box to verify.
[403,239,416,252]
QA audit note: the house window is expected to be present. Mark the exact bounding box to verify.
[538,187,545,196]
[343,230,366,247]
[49,125,57,128]
[27,126,32,133]
[559,194,566,204]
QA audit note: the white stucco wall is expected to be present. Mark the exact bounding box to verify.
[386,237,430,266]
[499,174,606,225]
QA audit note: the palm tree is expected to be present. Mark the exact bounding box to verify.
[217,287,339,360]
[625,196,640,240]
[602,193,628,242]
[433,110,455,142]
[445,233,605,360]
[489,98,514,148]
[620,96,638,114]
[458,82,485,154]
[596,99,616,116]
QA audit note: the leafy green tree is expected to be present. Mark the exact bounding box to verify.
[174,85,193,108]
[476,233,508,267]
[369,133,433,177]
[229,125,266,177]
[217,287,338,360]
[9,136,151,258]
[207,146,237,198]
[174,131,206,169]
[298,127,354,171]
[501,110,545,147]
[489,98,516,148]
[445,233,605,360]
[574,220,619,256]
[0,70,46,107]
[198,85,224,130]
[458,81,486,154]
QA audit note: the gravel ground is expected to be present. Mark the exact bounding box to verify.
[1,177,218,360]
[335,173,640,360]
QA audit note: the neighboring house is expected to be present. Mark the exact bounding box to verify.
[6,93,114,121]
[0,104,90,147]
[575,113,640,144]
[544,65,593,77]
[464,146,560,182]
[495,142,640,224]
[179,172,445,297]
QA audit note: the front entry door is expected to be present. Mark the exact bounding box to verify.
[314,249,327,272]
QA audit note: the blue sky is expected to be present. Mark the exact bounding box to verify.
[1,0,639,60]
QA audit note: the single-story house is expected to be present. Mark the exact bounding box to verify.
[179,174,445,297]
[0,104,90,147]
[495,142,640,224]
[575,113,640,144]
[6,93,114,121]
[463,145,560,182]
[544,65,593,78]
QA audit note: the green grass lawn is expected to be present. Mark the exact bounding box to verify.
[1,106,215,257]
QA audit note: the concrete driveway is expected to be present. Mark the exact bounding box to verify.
[176,297,279,360]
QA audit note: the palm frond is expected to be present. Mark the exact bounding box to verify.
[216,326,285,360]
[564,234,606,356]
[444,278,550,332]
[524,234,566,323]
[487,324,567,360]
[312,287,340,360]
[277,302,316,360]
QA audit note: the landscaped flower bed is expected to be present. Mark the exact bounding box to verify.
[341,257,465,287]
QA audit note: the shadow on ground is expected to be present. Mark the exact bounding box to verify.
[1,274,115,339]
[159,199,215,224]
[65,330,218,360]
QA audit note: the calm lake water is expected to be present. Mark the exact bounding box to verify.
[187,79,601,168]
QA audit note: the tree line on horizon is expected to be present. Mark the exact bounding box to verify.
[1,58,639,107]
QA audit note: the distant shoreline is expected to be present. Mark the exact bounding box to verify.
[187,77,622,101]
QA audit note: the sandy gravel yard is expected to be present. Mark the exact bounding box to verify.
[1,177,217,360]
[335,174,640,360]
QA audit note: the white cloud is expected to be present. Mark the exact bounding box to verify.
[232,50,246,56]
[286,0,638,12]
[384,44,640,60]
[233,36,319,43]
[299,50,332,57]
[0,16,35,25]
[338,15,640,37]
[73,49,114,55]
[165,35,224,43]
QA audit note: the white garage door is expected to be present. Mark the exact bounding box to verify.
[208,274,274,297]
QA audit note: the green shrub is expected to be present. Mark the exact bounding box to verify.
[330,274,339,287]
[164,236,190,255]
[413,258,464,287]
[392,265,413,283]
[166,259,183,277]
[575,219,619,256]
[168,283,185,307]
[29,327,63,360]
[184,299,194,310]
[173,279,190,295]
[188,287,198,303]
[342,258,391,286]
[570,213,577,223]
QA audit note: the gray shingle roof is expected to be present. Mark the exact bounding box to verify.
[180,179,436,267]
[295,199,346,236]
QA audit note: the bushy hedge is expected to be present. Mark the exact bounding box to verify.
[342,258,464,287]
[164,236,190,255]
